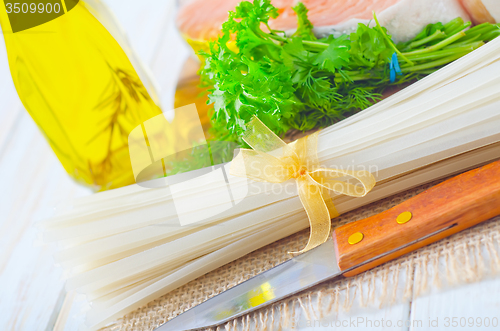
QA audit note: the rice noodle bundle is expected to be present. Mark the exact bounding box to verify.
[41,38,500,329]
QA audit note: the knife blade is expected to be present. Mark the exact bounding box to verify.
[155,159,500,331]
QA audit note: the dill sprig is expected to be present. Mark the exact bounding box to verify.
[88,65,155,182]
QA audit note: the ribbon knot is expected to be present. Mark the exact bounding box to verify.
[294,167,307,178]
[230,117,376,254]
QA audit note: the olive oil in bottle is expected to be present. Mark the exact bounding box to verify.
[0,0,163,190]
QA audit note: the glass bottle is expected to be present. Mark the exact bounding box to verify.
[0,0,163,190]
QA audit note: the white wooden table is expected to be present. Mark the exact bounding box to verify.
[1,1,499,330]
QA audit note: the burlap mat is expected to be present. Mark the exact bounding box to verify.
[100,177,500,330]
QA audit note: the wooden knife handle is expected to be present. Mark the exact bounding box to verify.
[333,159,500,277]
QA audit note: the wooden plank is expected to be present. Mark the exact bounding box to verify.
[296,302,411,330]
[0,112,90,330]
[409,278,500,330]
[0,29,23,152]
[53,292,88,331]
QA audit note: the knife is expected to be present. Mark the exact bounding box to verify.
[155,159,500,331]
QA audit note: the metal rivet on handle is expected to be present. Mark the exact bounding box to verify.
[397,211,413,224]
[348,232,364,245]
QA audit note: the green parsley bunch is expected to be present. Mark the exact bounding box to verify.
[200,0,500,140]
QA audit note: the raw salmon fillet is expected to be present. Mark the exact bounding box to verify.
[177,0,470,43]
[177,0,250,41]
[460,0,499,24]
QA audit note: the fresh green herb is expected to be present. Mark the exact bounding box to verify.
[292,2,316,40]
[199,0,500,143]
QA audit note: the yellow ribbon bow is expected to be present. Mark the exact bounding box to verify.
[230,117,376,254]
